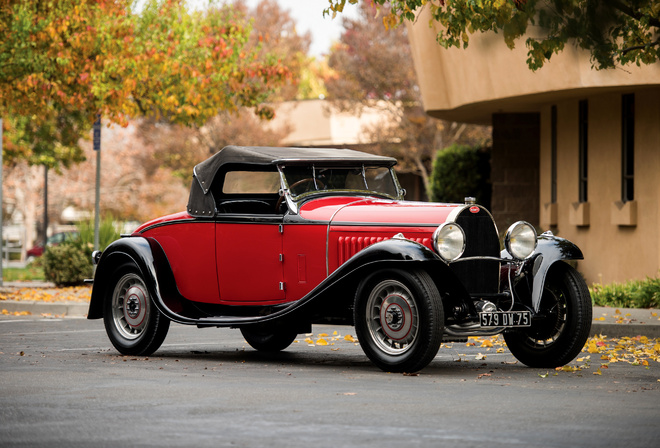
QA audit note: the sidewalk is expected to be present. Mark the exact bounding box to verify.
[1,282,658,338]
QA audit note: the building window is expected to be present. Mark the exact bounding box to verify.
[551,105,557,203]
[578,100,588,203]
[621,94,634,203]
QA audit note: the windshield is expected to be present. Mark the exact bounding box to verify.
[281,165,400,199]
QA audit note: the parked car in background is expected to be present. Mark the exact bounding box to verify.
[26,231,78,262]
[88,146,592,372]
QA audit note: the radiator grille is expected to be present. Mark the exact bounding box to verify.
[337,236,432,265]
[451,207,501,295]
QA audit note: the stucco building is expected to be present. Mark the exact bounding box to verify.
[407,8,660,285]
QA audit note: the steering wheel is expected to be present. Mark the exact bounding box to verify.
[275,178,326,212]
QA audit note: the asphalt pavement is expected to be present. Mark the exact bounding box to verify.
[2,281,659,338]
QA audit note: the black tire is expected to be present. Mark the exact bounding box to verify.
[103,264,170,356]
[354,269,444,373]
[504,262,592,368]
[240,327,298,352]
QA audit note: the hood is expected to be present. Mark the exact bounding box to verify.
[299,197,461,226]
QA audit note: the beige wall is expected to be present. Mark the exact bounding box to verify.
[539,91,660,284]
[407,7,660,124]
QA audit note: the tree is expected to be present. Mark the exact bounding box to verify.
[325,0,660,70]
[1,0,291,257]
[1,0,291,168]
[324,1,490,198]
[137,0,311,181]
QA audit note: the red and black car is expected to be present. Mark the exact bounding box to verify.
[88,146,592,372]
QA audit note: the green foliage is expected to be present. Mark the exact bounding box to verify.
[590,276,660,309]
[325,0,660,71]
[72,216,122,260]
[42,243,93,287]
[430,144,491,207]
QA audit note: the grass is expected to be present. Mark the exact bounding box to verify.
[2,265,46,282]
[590,276,660,309]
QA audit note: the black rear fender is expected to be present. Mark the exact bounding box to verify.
[88,237,184,320]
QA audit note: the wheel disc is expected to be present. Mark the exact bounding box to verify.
[366,279,419,355]
[525,284,567,348]
[111,273,151,340]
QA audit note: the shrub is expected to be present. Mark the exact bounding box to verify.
[430,144,491,208]
[41,216,122,287]
[42,243,93,287]
[590,275,660,309]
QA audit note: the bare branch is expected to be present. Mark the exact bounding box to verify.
[621,36,660,55]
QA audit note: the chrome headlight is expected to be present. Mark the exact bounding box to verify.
[505,221,537,260]
[433,222,466,262]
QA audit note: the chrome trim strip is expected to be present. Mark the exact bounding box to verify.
[450,256,512,263]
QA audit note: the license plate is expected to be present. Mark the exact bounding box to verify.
[479,311,531,327]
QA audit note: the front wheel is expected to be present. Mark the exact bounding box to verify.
[354,269,444,373]
[103,265,170,356]
[504,262,592,368]
[240,327,298,352]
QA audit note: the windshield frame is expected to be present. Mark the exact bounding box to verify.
[277,163,404,214]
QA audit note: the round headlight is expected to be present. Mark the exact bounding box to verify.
[505,221,537,260]
[433,222,466,262]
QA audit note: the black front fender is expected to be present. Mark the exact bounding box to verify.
[517,233,584,312]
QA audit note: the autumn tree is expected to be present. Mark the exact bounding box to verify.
[325,1,490,198]
[1,0,291,255]
[325,0,660,70]
[138,0,311,180]
[1,0,291,167]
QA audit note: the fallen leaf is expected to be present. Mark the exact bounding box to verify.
[539,372,549,378]
[593,369,602,375]
[316,338,328,346]
[475,353,486,360]
[344,335,356,343]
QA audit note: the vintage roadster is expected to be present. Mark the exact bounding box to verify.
[88,146,592,372]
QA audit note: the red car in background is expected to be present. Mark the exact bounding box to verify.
[88,146,592,372]
[26,231,78,261]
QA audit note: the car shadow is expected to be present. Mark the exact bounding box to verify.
[141,345,535,377]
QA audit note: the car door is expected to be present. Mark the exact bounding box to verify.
[215,218,285,304]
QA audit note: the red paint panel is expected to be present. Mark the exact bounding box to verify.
[282,224,327,301]
[133,211,193,234]
[216,223,285,304]
[299,196,458,225]
[142,222,220,303]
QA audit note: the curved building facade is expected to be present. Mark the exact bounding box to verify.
[407,7,660,284]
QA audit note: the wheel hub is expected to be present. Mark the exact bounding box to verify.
[123,285,147,328]
[385,305,404,330]
[380,294,413,341]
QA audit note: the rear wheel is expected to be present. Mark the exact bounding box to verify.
[504,262,592,368]
[103,265,170,356]
[241,327,298,352]
[354,269,443,373]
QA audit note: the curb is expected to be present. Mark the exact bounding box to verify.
[2,301,659,338]
[1,300,88,317]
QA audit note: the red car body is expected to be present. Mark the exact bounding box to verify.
[88,146,592,372]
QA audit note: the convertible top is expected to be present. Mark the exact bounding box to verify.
[187,146,397,217]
